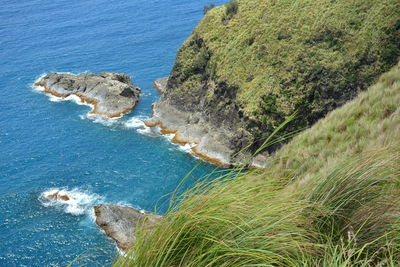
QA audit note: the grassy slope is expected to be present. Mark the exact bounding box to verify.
[171,0,400,140]
[260,59,400,185]
[117,63,400,266]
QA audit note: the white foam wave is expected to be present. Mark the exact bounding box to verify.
[48,95,64,102]
[137,126,160,136]
[163,133,197,156]
[39,188,103,216]
[163,133,174,141]
[65,94,93,107]
[124,117,146,128]
[81,113,120,127]
[177,143,196,153]
[123,116,161,137]
[31,73,47,93]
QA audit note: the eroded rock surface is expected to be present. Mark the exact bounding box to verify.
[144,78,267,167]
[93,204,162,251]
[35,72,141,117]
[153,77,168,94]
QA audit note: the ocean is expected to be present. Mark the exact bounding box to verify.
[0,0,227,265]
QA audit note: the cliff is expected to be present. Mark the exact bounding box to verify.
[120,60,400,266]
[147,0,400,165]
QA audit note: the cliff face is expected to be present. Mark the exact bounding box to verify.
[153,0,400,165]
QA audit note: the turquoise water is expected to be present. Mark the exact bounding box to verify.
[0,1,226,265]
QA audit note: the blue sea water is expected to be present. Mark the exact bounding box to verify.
[0,1,227,265]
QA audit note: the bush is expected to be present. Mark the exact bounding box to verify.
[222,1,238,23]
[203,3,215,15]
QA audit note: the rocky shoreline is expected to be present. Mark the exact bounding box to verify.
[34,73,265,166]
[35,72,141,118]
[144,79,267,167]
[93,204,162,251]
[153,77,168,94]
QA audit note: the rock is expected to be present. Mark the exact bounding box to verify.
[46,192,70,201]
[144,81,268,167]
[93,204,162,251]
[153,77,168,94]
[35,72,141,118]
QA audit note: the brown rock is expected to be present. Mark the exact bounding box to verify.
[47,192,70,201]
[35,72,141,118]
[93,204,162,251]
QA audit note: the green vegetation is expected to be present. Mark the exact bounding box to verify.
[168,0,400,148]
[222,1,238,22]
[203,4,216,15]
[115,62,400,265]
[107,1,400,265]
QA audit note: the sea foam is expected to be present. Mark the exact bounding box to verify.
[39,188,103,216]
[124,116,146,128]
[124,116,160,136]
[80,113,120,127]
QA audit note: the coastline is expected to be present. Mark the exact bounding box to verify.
[145,80,268,168]
[34,81,135,119]
[153,77,168,94]
[143,115,230,167]
[93,204,162,251]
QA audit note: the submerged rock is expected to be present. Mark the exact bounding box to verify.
[93,204,162,251]
[46,192,70,201]
[35,72,141,118]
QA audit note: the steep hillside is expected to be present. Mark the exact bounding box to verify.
[118,62,400,266]
[147,0,400,165]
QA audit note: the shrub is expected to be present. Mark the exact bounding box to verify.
[222,1,238,23]
[203,3,215,15]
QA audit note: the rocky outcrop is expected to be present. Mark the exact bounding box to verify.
[144,99,266,167]
[144,0,400,167]
[35,72,141,118]
[145,60,266,167]
[93,204,162,251]
[40,190,71,202]
[153,77,168,94]
[144,35,268,167]
[46,192,70,201]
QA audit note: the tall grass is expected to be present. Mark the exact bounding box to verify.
[115,144,399,266]
[114,64,400,266]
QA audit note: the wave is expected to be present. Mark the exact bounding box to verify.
[66,94,94,107]
[137,126,160,136]
[78,114,154,132]
[39,188,103,216]
[31,73,47,92]
[80,113,120,127]
[124,116,146,128]
[163,133,198,157]
[176,142,196,154]
[124,116,161,137]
